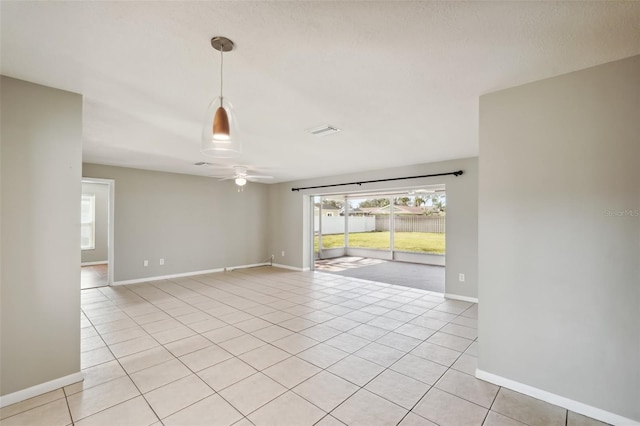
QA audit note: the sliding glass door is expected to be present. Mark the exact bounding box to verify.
[312,187,446,266]
[392,193,446,255]
[347,196,390,251]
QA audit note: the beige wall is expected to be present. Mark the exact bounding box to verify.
[82,164,270,282]
[478,55,640,421]
[268,157,479,299]
[81,182,109,264]
[1,77,82,396]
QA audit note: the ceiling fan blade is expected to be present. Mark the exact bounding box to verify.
[208,175,236,181]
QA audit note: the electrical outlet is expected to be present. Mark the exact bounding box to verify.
[281,251,285,257]
[271,254,275,260]
[459,273,465,282]
[160,258,164,265]
[143,260,148,267]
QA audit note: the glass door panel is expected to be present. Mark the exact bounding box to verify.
[392,193,446,254]
[347,197,390,250]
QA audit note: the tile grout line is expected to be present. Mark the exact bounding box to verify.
[116,269,475,424]
[15,267,483,426]
[79,301,165,424]
[61,387,74,426]
[159,269,445,421]
[93,283,257,424]
[91,275,335,424]
[83,283,262,421]
[237,291,478,423]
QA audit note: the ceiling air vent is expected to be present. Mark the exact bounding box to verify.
[307,125,341,137]
[194,162,213,166]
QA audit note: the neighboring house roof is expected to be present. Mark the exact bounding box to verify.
[359,207,380,215]
[314,203,341,211]
[394,205,428,214]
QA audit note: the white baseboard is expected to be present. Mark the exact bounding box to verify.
[444,293,478,303]
[0,372,83,408]
[81,261,108,266]
[224,263,270,272]
[272,263,310,272]
[113,268,222,285]
[112,263,270,286]
[476,369,639,426]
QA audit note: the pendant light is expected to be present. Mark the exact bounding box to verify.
[202,36,241,158]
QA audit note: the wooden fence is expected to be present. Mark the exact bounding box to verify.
[375,215,445,233]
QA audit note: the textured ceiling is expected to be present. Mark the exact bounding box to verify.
[2,1,639,182]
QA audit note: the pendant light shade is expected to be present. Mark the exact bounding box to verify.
[213,106,230,140]
[202,36,241,158]
[202,96,240,157]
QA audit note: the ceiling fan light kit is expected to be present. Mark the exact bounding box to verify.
[206,165,274,189]
[202,36,241,158]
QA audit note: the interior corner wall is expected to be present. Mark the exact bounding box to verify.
[81,182,109,264]
[82,164,269,282]
[0,76,82,396]
[267,183,311,270]
[478,55,640,422]
[267,157,479,299]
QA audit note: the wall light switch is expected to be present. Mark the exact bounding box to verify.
[143,260,149,267]
[160,259,164,265]
[281,251,285,257]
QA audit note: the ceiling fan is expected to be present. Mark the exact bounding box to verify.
[208,165,274,189]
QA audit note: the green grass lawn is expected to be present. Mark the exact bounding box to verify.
[315,231,445,254]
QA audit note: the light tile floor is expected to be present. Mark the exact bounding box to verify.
[1,267,608,426]
[81,264,108,289]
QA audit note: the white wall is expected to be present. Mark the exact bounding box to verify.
[478,55,639,422]
[83,164,270,282]
[81,182,109,264]
[1,77,82,396]
[269,157,478,299]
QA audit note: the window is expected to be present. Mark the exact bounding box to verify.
[81,194,95,250]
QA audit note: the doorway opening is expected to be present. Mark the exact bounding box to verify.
[311,186,446,292]
[81,178,114,289]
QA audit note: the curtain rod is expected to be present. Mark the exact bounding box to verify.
[291,170,463,192]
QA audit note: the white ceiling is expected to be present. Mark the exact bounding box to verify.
[2,1,639,183]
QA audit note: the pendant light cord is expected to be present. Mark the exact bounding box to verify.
[219,42,224,101]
